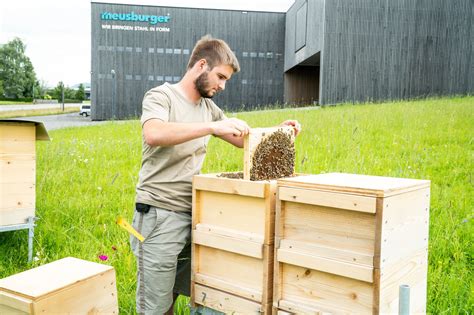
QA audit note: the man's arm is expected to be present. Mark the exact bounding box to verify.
[143,117,249,147]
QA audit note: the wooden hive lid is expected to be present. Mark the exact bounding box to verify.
[0,119,50,141]
[278,173,430,197]
[0,257,113,300]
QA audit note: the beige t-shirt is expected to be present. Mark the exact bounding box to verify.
[136,83,225,212]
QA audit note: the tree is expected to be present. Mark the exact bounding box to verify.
[75,83,85,101]
[0,38,37,99]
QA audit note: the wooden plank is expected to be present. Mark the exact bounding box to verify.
[194,284,263,314]
[192,230,263,259]
[0,155,35,184]
[243,126,295,180]
[278,173,430,197]
[195,223,264,244]
[264,181,278,246]
[196,246,263,297]
[279,239,373,268]
[279,186,377,213]
[0,124,35,141]
[261,244,274,304]
[379,187,430,269]
[0,208,35,227]
[378,249,428,314]
[282,201,376,256]
[0,140,35,155]
[197,191,267,240]
[273,192,285,309]
[194,273,262,302]
[278,263,373,314]
[277,248,373,283]
[193,174,266,198]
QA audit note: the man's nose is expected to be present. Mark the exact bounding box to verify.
[218,80,226,91]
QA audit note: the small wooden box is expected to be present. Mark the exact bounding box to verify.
[274,173,430,314]
[0,120,49,226]
[191,173,277,314]
[0,257,118,314]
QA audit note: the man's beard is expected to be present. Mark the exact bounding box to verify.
[194,71,215,98]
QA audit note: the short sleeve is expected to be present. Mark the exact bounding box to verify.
[207,99,225,122]
[140,88,171,126]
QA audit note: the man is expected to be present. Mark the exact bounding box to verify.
[130,35,300,315]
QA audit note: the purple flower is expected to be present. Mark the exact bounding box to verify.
[98,255,108,261]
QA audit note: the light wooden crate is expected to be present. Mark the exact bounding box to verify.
[191,173,277,314]
[0,121,49,226]
[0,257,118,314]
[273,173,430,314]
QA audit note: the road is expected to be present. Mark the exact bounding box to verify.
[12,113,110,131]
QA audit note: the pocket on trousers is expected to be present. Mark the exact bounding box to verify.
[130,208,167,254]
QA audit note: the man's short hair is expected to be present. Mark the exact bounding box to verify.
[187,35,240,73]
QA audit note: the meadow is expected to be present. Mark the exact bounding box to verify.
[0,96,472,314]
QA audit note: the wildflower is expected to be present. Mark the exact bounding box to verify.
[98,255,108,261]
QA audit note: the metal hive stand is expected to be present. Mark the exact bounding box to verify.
[0,216,36,262]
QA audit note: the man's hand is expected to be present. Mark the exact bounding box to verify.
[279,120,302,136]
[212,118,250,137]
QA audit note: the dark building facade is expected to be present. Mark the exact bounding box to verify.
[284,0,473,105]
[91,2,286,120]
[91,1,473,120]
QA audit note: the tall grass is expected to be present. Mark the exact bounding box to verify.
[0,96,472,314]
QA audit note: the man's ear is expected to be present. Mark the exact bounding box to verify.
[198,59,207,70]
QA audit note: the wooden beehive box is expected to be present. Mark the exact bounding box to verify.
[0,120,49,226]
[0,257,118,314]
[191,173,278,314]
[274,173,430,314]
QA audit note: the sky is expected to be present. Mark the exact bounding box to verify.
[0,0,295,88]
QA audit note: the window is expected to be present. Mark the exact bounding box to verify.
[148,48,155,53]
[165,48,173,54]
[258,52,265,58]
[242,52,248,57]
[266,52,273,59]
[183,49,190,55]
[250,52,257,58]
[173,49,181,54]
[156,76,164,81]
[117,46,124,52]
[242,79,247,84]
[157,48,164,53]
[125,47,133,52]
[135,47,142,53]
[135,75,142,80]
[173,76,181,82]
[148,75,154,81]
[165,76,172,82]
[125,74,133,80]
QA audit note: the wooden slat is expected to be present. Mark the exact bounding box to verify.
[282,201,376,256]
[194,273,262,302]
[279,239,373,268]
[193,174,266,198]
[0,291,32,313]
[277,248,373,283]
[194,284,262,314]
[0,155,35,184]
[278,173,430,197]
[279,186,377,213]
[193,230,263,259]
[196,246,264,296]
[197,190,267,240]
[0,140,35,155]
[278,263,373,314]
[195,223,264,243]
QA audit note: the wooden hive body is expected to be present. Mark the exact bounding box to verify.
[0,121,49,227]
[191,173,278,314]
[273,173,430,314]
[0,257,118,314]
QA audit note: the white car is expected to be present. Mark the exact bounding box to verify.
[79,105,91,117]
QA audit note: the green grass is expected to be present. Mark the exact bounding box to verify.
[0,96,472,314]
[0,107,79,118]
[0,100,33,105]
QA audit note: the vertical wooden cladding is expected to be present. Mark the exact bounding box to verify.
[284,65,320,105]
[273,173,430,314]
[91,2,286,120]
[192,174,276,314]
[0,122,37,226]
[320,0,473,105]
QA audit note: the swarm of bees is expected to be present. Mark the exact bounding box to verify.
[250,130,295,181]
[217,171,244,179]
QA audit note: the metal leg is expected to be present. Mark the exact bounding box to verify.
[27,216,35,263]
[399,284,410,315]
